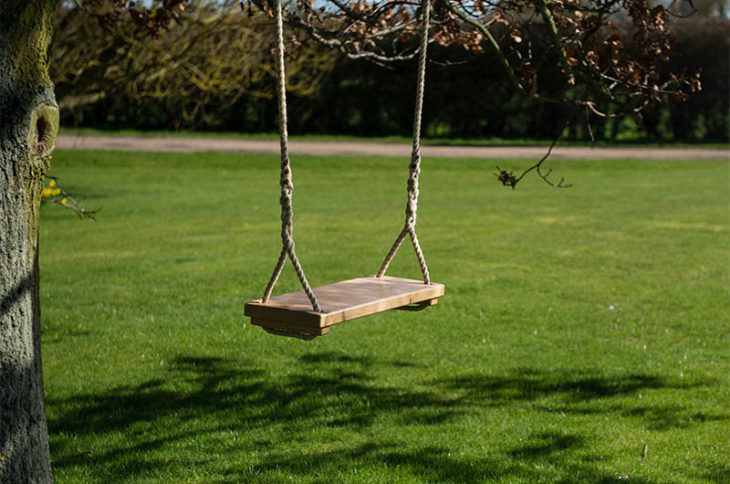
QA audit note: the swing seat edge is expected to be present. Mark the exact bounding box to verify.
[245,275,444,334]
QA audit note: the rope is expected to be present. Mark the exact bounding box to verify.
[377,0,432,284]
[261,0,322,312]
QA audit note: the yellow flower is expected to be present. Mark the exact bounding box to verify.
[49,180,56,187]
[42,188,53,197]
[52,188,61,196]
[61,198,67,205]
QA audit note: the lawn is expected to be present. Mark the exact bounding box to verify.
[40,150,729,483]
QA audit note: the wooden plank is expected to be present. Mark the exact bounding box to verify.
[395,298,439,311]
[262,327,317,340]
[250,318,330,337]
[245,276,444,328]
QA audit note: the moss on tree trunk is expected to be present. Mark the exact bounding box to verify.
[1,0,59,482]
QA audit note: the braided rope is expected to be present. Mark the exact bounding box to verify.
[377,0,432,284]
[261,0,322,312]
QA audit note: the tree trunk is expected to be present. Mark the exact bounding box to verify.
[0,0,59,482]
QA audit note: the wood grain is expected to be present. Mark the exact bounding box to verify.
[245,276,445,330]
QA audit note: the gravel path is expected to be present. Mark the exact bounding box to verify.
[56,134,729,160]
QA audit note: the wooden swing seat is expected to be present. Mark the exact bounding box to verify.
[245,276,444,338]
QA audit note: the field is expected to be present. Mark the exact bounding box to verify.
[40,150,729,483]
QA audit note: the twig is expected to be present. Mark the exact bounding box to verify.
[40,176,100,219]
[495,121,572,189]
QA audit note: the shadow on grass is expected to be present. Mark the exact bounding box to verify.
[47,353,722,482]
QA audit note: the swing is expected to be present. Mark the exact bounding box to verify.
[244,0,444,339]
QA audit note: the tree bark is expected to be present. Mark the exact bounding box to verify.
[0,0,59,482]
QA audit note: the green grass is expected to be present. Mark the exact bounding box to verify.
[58,126,730,149]
[41,150,729,483]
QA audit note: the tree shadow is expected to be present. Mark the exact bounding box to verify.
[0,273,32,319]
[507,431,585,459]
[1,270,53,480]
[46,353,723,482]
[435,368,675,403]
[432,369,722,430]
